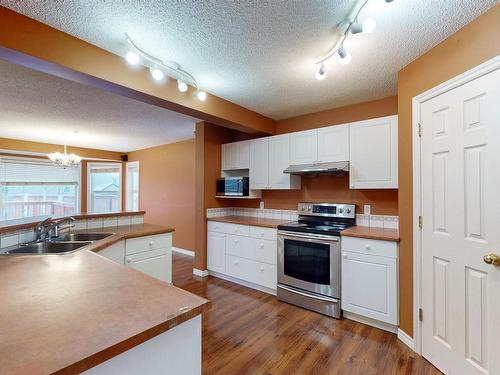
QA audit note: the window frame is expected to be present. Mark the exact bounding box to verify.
[86,162,123,214]
[125,161,140,211]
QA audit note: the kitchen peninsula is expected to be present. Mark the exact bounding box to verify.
[0,213,209,375]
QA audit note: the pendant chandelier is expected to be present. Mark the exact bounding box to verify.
[48,143,82,168]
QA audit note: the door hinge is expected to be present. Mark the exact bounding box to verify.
[418,216,423,229]
[418,123,422,137]
[419,308,423,322]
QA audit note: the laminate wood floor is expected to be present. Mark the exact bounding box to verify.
[172,253,441,375]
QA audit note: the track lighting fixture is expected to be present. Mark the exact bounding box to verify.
[314,0,393,80]
[177,80,188,93]
[124,33,206,100]
[315,63,327,80]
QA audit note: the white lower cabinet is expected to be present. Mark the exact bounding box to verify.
[98,240,125,265]
[207,222,277,293]
[341,236,398,327]
[124,233,173,283]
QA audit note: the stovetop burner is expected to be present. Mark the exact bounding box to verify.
[278,221,355,236]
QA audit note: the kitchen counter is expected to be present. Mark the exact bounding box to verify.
[0,223,209,375]
[207,215,289,228]
[341,225,400,242]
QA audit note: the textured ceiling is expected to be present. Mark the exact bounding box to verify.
[0,59,198,152]
[1,0,498,119]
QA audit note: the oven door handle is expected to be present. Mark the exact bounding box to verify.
[279,231,339,242]
[278,284,339,303]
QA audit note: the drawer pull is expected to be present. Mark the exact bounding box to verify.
[149,241,154,246]
[234,240,239,244]
[234,260,239,265]
[342,253,348,259]
[260,244,264,248]
[126,257,132,263]
[259,267,265,272]
[365,245,371,250]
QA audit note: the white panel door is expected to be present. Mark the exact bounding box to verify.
[317,124,349,162]
[290,129,318,165]
[349,116,398,188]
[249,137,269,189]
[268,134,291,189]
[235,140,250,169]
[207,231,226,274]
[420,68,500,375]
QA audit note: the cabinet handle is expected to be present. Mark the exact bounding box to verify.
[365,245,371,250]
[260,267,265,272]
[126,257,132,263]
[234,260,239,265]
[149,241,154,247]
[260,244,264,248]
[234,240,239,244]
[342,253,348,259]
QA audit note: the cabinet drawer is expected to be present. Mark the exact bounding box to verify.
[126,248,172,283]
[98,240,125,264]
[226,235,276,265]
[207,221,250,236]
[249,226,277,241]
[341,236,397,259]
[126,233,172,255]
[226,255,276,290]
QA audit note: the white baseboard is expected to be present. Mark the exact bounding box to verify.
[209,271,277,296]
[172,247,195,257]
[343,311,398,334]
[193,268,209,277]
[397,328,416,352]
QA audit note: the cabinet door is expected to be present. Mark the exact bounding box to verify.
[207,231,226,273]
[341,251,398,325]
[221,143,229,171]
[127,248,172,283]
[235,140,250,169]
[349,115,398,189]
[98,240,125,264]
[249,137,269,189]
[268,134,291,189]
[317,124,349,162]
[290,129,318,165]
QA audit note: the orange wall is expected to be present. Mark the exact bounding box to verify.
[0,6,275,135]
[128,139,196,251]
[397,4,500,337]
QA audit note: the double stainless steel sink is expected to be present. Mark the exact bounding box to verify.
[2,232,114,255]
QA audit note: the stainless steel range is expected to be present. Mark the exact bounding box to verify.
[277,202,356,318]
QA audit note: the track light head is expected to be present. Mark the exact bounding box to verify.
[177,80,188,93]
[350,23,363,34]
[150,68,164,81]
[315,63,327,80]
[338,46,352,65]
[125,51,140,65]
[197,90,207,101]
[362,17,376,33]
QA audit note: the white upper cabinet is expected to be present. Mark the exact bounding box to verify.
[290,129,318,165]
[317,124,349,162]
[249,135,300,190]
[249,137,269,189]
[349,115,398,189]
[221,140,250,170]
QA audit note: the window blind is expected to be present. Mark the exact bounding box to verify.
[0,156,81,184]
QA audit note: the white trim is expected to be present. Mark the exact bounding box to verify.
[172,247,195,257]
[209,270,277,295]
[0,148,117,161]
[87,161,123,213]
[192,268,209,277]
[343,311,398,334]
[398,328,416,351]
[125,161,140,211]
[412,54,500,356]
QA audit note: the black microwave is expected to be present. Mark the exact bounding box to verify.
[217,177,249,196]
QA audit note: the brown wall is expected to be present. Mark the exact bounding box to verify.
[397,4,500,337]
[0,6,275,135]
[128,139,196,251]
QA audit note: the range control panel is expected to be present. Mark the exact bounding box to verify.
[297,203,356,219]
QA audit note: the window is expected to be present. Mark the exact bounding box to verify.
[126,161,139,211]
[0,156,80,221]
[87,162,122,213]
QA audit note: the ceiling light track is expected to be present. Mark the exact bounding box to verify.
[124,33,206,100]
[314,0,394,80]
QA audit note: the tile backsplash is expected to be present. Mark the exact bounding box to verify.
[0,214,145,250]
[207,207,398,230]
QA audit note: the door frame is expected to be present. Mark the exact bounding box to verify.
[412,55,500,355]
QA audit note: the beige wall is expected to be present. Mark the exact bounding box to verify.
[128,139,196,251]
[397,4,500,337]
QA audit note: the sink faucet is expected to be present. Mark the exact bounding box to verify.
[35,217,76,241]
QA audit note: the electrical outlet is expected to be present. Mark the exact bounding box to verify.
[260,201,265,209]
[364,205,371,216]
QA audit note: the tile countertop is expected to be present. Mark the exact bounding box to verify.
[207,215,290,228]
[0,223,209,375]
[341,225,400,242]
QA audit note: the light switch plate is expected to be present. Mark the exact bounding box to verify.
[260,201,265,209]
[364,205,371,216]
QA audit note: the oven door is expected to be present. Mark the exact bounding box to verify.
[278,231,340,298]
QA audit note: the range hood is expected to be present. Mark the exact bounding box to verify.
[283,161,349,176]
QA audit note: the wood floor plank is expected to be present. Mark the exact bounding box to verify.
[172,253,441,375]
